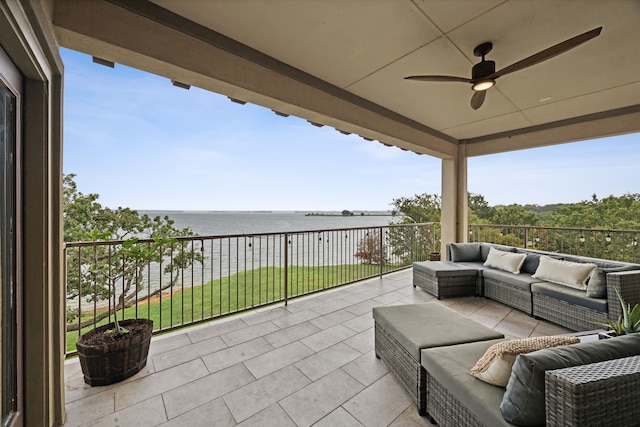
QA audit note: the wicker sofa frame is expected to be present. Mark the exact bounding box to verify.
[531,293,606,331]
[598,270,640,324]
[424,355,640,427]
[426,370,489,427]
[531,270,640,331]
[373,303,503,418]
[544,355,640,426]
[374,323,427,414]
[437,243,640,331]
[483,276,533,314]
[413,267,477,299]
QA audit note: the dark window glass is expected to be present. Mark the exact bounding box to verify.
[0,82,17,424]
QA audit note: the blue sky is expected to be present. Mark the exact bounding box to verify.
[62,48,640,211]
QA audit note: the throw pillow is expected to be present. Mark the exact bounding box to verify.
[483,247,527,274]
[586,268,608,298]
[532,256,597,290]
[519,251,541,275]
[586,265,638,298]
[449,243,481,262]
[480,243,515,261]
[470,336,579,387]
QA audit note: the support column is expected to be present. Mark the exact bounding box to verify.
[440,144,468,253]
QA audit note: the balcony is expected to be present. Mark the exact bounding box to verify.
[63,268,569,426]
[5,3,640,425]
[64,223,640,425]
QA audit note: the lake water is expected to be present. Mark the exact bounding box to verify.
[72,211,397,309]
[139,210,395,236]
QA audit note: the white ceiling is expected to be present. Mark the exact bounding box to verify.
[149,0,640,141]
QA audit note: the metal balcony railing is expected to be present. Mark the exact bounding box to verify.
[468,224,640,263]
[66,222,640,356]
[64,223,441,355]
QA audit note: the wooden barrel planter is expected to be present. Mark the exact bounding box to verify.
[76,319,153,386]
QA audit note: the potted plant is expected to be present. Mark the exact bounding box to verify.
[595,287,640,337]
[75,237,157,386]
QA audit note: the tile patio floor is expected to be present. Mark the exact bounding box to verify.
[64,268,570,426]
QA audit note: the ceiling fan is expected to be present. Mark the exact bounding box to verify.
[405,27,602,110]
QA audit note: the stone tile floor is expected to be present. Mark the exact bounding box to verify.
[64,269,570,426]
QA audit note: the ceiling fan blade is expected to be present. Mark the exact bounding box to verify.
[489,26,602,79]
[470,91,486,110]
[404,75,471,83]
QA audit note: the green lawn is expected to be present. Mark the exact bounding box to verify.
[66,263,400,353]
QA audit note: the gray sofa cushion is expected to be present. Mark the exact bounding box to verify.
[531,282,607,312]
[587,265,640,298]
[450,243,482,262]
[564,257,640,298]
[483,269,543,292]
[587,268,609,299]
[516,250,563,275]
[455,261,488,270]
[500,333,640,426]
[480,243,516,261]
[562,254,635,269]
[421,339,512,427]
[413,261,478,277]
[519,251,541,275]
[372,302,503,360]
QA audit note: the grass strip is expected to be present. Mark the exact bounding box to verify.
[66,263,401,353]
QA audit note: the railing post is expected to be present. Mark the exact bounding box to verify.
[524,228,529,248]
[284,232,289,306]
[432,223,436,251]
[379,227,384,277]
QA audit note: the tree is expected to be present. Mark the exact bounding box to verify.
[354,230,387,264]
[87,237,157,335]
[390,192,504,224]
[468,193,494,222]
[64,174,202,331]
[390,193,441,224]
[388,194,441,262]
[490,204,539,226]
[548,194,640,230]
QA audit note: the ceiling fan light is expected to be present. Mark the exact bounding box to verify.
[472,80,495,91]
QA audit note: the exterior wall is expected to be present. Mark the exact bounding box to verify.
[0,1,64,425]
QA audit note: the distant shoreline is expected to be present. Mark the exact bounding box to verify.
[139,209,392,216]
[305,213,392,217]
[133,210,394,239]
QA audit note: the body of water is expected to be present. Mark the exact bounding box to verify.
[70,211,398,311]
[139,210,395,236]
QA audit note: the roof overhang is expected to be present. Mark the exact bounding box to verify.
[53,0,640,159]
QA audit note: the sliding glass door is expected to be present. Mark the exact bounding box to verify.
[0,45,22,427]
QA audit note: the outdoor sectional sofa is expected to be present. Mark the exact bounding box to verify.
[371,243,640,425]
[373,301,640,426]
[420,332,640,426]
[412,242,640,331]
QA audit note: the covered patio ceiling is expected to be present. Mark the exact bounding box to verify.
[53,0,640,159]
